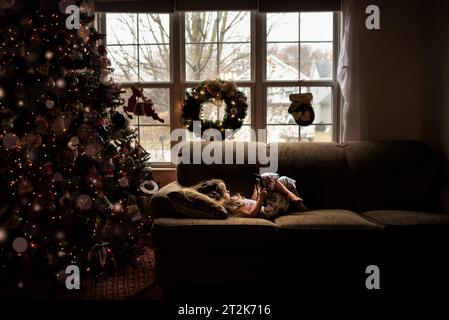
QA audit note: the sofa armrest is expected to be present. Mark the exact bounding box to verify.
[149,181,183,218]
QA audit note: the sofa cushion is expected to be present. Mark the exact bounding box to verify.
[151,216,277,250]
[274,210,381,252]
[149,181,184,218]
[361,210,449,227]
[361,210,449,250]
[275,210,379,229]
[276,142,353,211]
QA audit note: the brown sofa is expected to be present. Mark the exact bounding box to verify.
[150,141,449,294]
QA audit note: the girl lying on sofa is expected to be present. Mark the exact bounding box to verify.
[193,173,307,220]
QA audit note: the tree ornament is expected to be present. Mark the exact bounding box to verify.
[124,86,164,122]
[2,133,19,149]
[35,116,49,133]
[125,195,142,222]
[84,134,103,157]
[104,159,115,178]
[43,162,53,175]
[118,176,129,188]
[45,99,55,109]
[73,101,83,110]
[99,117,111,130]
[58,191,71,207]
[20,133,42,151]
[45,51,54,60]
[139,180,159,195]
[56,78,66,89]
[76,194,92,211]
[288,93,315,126]
[68,136,80,149]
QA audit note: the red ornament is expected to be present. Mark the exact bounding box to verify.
[124,87,164,122]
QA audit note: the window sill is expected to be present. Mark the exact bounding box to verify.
[151,164,176,171]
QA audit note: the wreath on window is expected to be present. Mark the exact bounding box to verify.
[181,79,248,138]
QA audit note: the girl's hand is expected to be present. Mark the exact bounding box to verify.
[258,188,268,201]
[251,184,260,200]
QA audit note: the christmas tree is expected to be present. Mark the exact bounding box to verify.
[0,0,155,288]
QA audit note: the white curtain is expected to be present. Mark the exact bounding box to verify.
[337,0,366,141]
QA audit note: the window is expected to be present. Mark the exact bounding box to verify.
[100,10,340,164]
[105,13,172,163]
[182,11,252,141]
[266,12,337,143]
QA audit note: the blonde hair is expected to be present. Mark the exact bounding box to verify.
[191,179,244,214]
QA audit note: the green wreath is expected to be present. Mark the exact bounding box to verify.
[181,79,248,138]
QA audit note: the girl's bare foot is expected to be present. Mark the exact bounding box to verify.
[290,196,308,212]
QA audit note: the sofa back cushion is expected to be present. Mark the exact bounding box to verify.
[276,142,354,210]
[176,141,263,198]
[343,141,442,213]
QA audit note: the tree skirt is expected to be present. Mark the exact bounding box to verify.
[77,246,156,300]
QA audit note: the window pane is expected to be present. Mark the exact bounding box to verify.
[267,43,299,80]
[300,12,333,42]
[301,125,333,142]
[302,87,332,124]
[186,44,218,81]
[232,125,251,141]
[108,45,138,82]
[267,13,299,42]
[300,42,333,80]
[219,43,251,80]
[139,45,170,81]
[185,12,218,43]
[267,87,299,124]
[106,13,137,45]
[138,13,170,44]
[267,125,300,143]
[219,11,251,43]
[139,88,170,125]
[138,126,171,162]
[185,11,251,82]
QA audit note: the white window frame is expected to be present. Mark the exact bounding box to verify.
[97,10,341,166]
